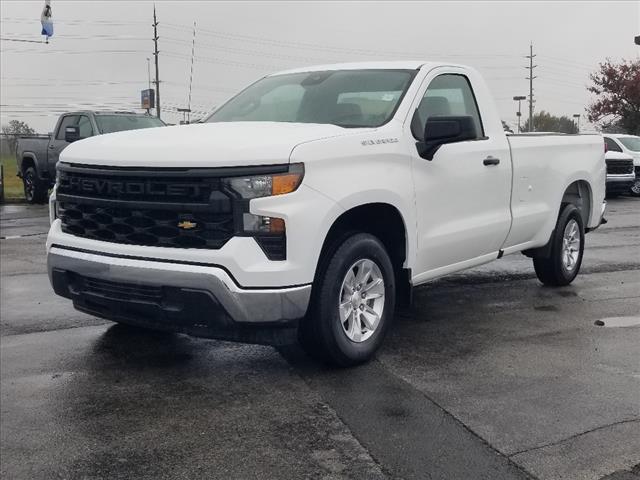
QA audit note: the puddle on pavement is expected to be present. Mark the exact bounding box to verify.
[594,316,640,328]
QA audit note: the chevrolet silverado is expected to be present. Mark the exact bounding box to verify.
[46,62,606,366]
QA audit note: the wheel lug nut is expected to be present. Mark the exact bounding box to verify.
[359,304,364,311]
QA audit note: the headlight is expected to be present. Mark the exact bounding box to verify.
[49,184,57,225]
[224,163,304,199]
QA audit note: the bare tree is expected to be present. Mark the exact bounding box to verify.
[1,120,36,155]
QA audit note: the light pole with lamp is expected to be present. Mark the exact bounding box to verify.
[146,57,152,91]
[513,96,527,133]
[145,57,152,116]
[573,114,580,133]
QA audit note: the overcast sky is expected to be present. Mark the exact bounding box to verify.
[1,0,639,132]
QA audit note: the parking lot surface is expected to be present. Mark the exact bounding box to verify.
[1,199,639,480]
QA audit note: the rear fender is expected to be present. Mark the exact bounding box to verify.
[18,152,38,178]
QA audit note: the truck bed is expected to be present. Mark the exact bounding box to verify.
[16,135,51,176]
[504,133,605,251]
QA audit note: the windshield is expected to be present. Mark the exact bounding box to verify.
[96,115,165,134]
[206,69,416,128]
[618,136,640,152]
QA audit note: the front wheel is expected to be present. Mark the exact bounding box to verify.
[533,204,584,286]
[630,177,640,197]
[300,233,396,367]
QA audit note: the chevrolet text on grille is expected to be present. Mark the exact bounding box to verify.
[60,176,203,198]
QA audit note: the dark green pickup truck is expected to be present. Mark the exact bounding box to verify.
[16,111,165,203]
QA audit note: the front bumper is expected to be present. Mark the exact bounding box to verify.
[606,174,635,193]
[48,246,311,344]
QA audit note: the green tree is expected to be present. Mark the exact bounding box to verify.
[587,58,640,135]
[522,111,579,134]
[501,120,514,133]
[1,120,36,155]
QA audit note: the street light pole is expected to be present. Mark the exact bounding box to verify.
[513,96,526,133]
[144,57,152,115]
[146,57,151,91]
[177,107,191,125]
[573,114,580,133]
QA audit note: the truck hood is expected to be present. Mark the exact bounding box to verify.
[60,122,358,168]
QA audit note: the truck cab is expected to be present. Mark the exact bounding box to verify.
[16,111,165,203]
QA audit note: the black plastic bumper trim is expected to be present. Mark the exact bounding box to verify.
[51,269,298,346]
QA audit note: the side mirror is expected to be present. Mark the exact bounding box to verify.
[64,125,80,143]
[416,115,477,160]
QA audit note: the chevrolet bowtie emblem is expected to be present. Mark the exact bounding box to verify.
[177,220,197,230]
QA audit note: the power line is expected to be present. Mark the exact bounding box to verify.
[162,21,525,60]
[0,37,47,44]
[1,16,147,26]
[0,48,147,55]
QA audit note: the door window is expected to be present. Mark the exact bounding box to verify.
[604,137,622,152]
[56,115,79,140]
[77,115,94,138]
[412,74,484,140]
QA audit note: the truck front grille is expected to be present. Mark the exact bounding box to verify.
[606,159,634,175]
[56,164,236,250]
[58,202,234,249]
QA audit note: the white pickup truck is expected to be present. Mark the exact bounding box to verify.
[47,61,606,366]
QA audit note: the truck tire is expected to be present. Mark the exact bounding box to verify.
[630,177,640,197]
[300,233,396,367]
[23,166,48,204]
[533,204,584,287]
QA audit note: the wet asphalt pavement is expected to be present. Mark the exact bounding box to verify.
[1,199,639,480]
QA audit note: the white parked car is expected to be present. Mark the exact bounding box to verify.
[603,134,640,196]
[604,150,636,197]
[46,61,606,366]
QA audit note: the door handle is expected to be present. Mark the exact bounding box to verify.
[49,145,55,149]
[483,156,500,166]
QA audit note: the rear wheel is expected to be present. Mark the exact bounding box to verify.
[300,233,396,367]
[23,166,48,204]
[533,204,584,286]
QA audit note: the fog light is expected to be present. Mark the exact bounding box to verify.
[242,213,285,234]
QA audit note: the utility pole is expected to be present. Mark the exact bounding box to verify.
[525,43,537,132]
[513,95,526,133]
[152,5,161,120]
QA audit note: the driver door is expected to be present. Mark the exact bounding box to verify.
[409,70,512,283]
